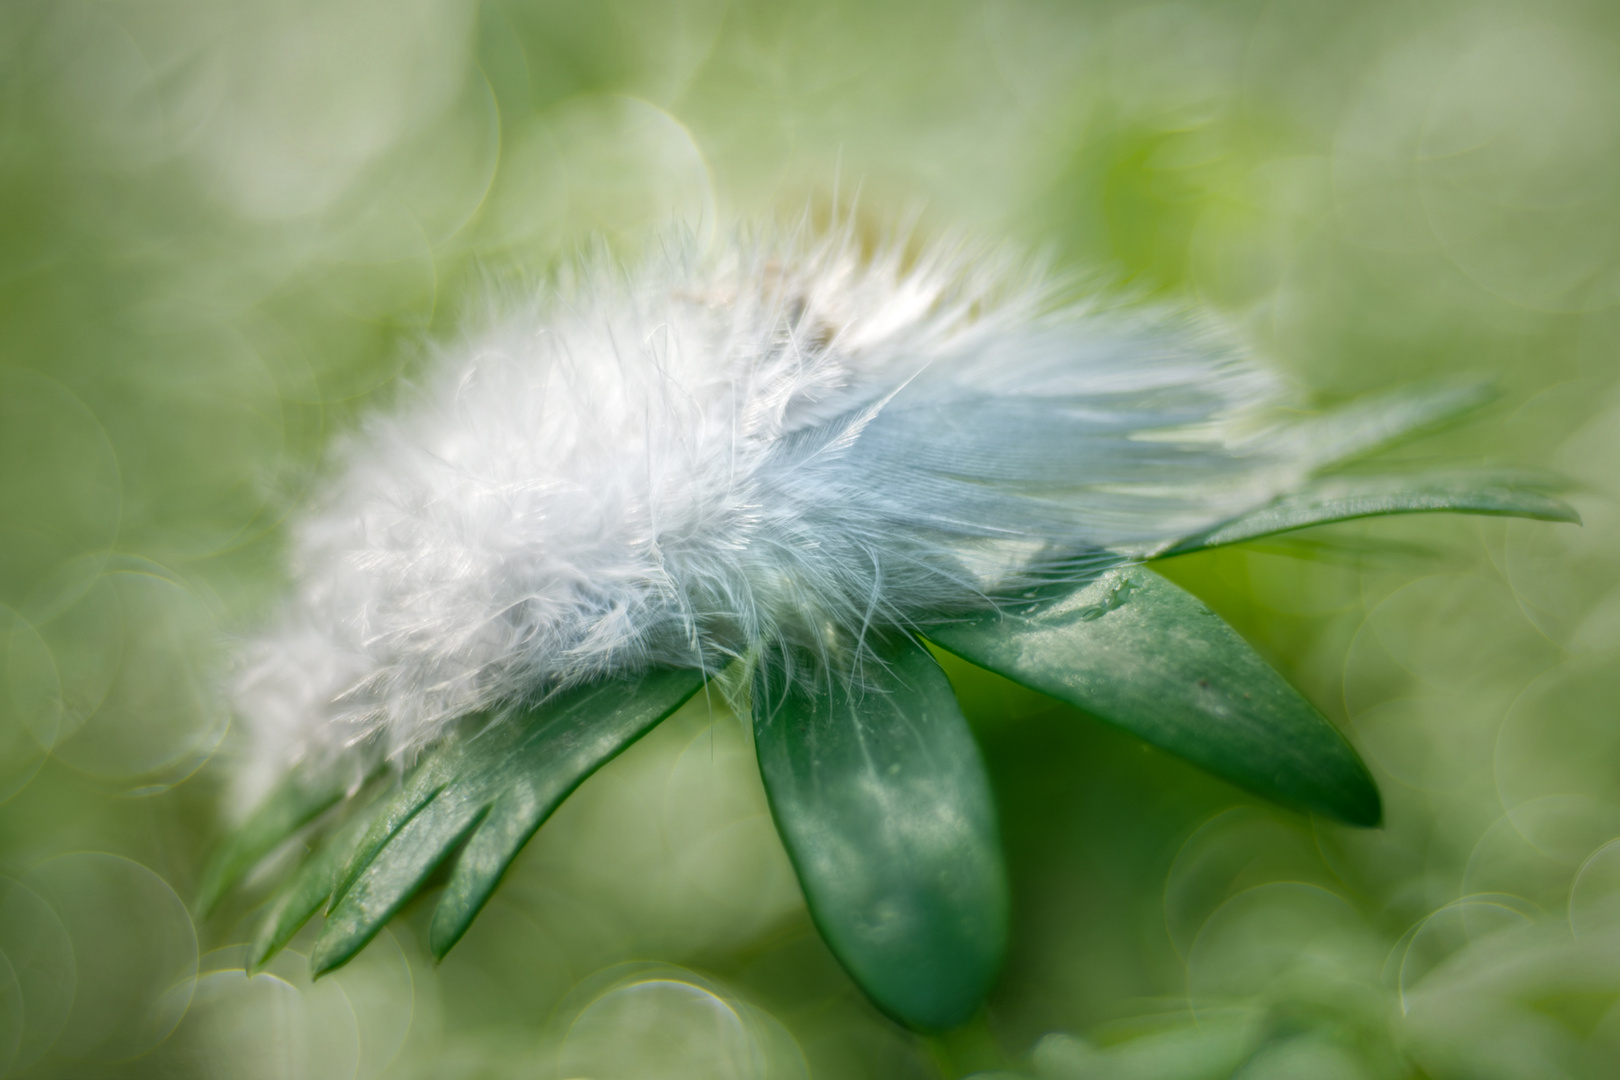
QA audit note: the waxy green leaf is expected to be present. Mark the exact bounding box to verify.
[428,666,709,958]
[1289,378,1496,470]
[308,667,707,977]
[195,770,347,918]
[312,794,489,975]
[927,566,1380,826]
[753,633,1008,1031]
[1163,473,1579,556]
[324,745,469,916]
[248,804,378,974]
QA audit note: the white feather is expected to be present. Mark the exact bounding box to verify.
[230,221,1317,796]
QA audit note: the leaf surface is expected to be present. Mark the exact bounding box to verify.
[248,805,377,974]
[927,566,1380,826]
[308,667,707,976]
[1286,378,1495,470]
[313,795,489,975]
[195,771,347,918]
[428,666,710,958]
[1163,473,1579,556]
[753,634,1008,1031]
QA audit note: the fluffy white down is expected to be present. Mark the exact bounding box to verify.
[232,223,1320,796]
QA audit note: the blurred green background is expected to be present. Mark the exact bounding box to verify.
[3,0,1620,1076]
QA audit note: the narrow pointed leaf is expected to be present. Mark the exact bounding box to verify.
[1288,378,1495,470]
[927,566,1380,826]
[1163,473,1580,556]
[312,793,489,976]
[305,667,706,977]
[249,805,378,973]
[753,633,1008,1031]
[429,666,708,959]
[195,771,347,918]
[326,743,471,910]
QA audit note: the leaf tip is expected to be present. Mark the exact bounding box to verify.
[1549,499,1583,526]
[309,909,368,978]
[308,937,349,980]
[246,929,279,977]
[427,905,467,962]
[1320,771,1382,829]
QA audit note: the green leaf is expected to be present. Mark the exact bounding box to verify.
[752,633,1008,1031]
[309,667,706,977]
[1162,473,1580,556]
[429,666,708,958]
[325,744,470,913]
[1286,378,1496,470]
[194,770,347,918]
[926,566,1380,826]
[248,804,378,974]
[312,794,489,976]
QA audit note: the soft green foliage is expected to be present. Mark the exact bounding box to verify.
[194,771,348,920]
[222,480,1576,1025]
[427,669,707,956]
[308,668,705,973]
[753,635,1008,1031]
[929,567,1380,827]
[249,802,378,974]
[1163,473,1580,556]
[4,0,1620,1076]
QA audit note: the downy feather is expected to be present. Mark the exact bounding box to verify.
[230,221,1339,799]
